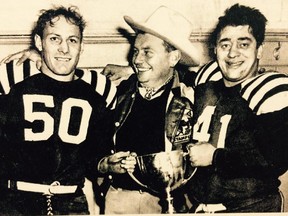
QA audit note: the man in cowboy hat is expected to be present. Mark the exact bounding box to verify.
[102,6,199,214]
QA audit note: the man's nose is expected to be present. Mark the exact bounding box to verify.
[58,41,69,54]
[228,43,240,58]
[133,52,144,65]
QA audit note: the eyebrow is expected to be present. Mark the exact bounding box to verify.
[135,45,151,49]
[133,46,153,52]
[218,37,253,43]
[46,33,60,37]
[47,33,80,39]
[237,37,253,42]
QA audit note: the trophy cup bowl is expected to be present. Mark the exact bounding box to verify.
[128,150,196,213]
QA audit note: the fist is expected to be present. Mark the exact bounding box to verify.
[187,142,216,167]
[105,151,137,174]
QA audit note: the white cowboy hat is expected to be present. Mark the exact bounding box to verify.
[124,6,200,66]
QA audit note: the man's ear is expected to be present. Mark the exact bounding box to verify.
[34,34,42,52]
[169,50,181,67]
[257,44,264,59]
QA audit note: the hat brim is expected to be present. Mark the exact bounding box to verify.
[124,15,200,66]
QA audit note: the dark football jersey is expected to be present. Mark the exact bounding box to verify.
[0,72,115,187]
[189,72,288,204]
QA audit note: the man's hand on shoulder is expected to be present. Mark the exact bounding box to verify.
[0,49,42,69]
[101,64,134,86]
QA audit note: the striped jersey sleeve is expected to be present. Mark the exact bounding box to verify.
[0,60,40,95]
[80,68,117,110]
[194,60,222,87]
[240,72,288,115]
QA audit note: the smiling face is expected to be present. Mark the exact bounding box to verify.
[132,33,180,88]
[35,15,83,82]
[215,25,263,87]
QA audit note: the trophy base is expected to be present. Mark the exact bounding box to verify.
[160,188,176,214]
[166,192,174,214]
[160,188,189,214]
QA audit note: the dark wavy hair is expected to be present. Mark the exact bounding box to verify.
[31,6,86,48]
[208,4,267,58]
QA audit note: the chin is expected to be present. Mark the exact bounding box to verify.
[57,67,73,74]
[137,75,147,82]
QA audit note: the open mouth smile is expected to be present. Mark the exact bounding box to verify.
[135,67,151,73]
[55,57,71,62]
[226,61,243,68]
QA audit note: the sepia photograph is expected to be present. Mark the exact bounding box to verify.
[0,0,287,215]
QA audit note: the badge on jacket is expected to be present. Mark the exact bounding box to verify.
[174,108,193,144]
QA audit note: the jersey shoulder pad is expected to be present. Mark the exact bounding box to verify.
[79,68,117,110]
[0,60,39,95]
[240,72,288,115]
[194,60,222,87]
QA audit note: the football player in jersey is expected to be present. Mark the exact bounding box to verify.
[0,6,136,215]
[186,4,288,213]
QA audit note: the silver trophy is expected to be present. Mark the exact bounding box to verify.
[128,150,196,214]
